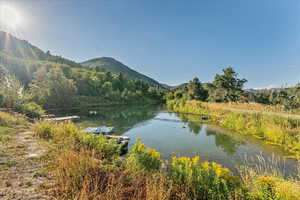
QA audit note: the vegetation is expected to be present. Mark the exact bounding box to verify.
[0,31,165,115]
[165,67,300,112]
[81,57,160,86]
[165,67,248,103]
[167,99,300,159]
[0,111,27,142]
[32,121,300,199]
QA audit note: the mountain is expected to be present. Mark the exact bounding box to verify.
[0,31,46,60]
[0,31,81,67]
[81,57,160,86]
[0,31,163,86]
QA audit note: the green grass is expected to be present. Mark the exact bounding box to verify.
[167,99,300,159]
[0,112,27,143]
[0,126,14,142]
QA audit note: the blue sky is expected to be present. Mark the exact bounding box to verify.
[1,0,300,88]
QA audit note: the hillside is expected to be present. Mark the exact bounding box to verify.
[81,57,160,86]
[0,31,45,60]
[0,31,81,67]
[0,31,163,86]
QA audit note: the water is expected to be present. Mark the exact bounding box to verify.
[52,105,299,177]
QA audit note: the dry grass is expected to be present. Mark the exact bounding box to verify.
[202,102,287,113]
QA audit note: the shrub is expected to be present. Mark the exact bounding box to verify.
[0,94,4,107]
[34,121,120,159]
[169,156,239,200]
[76,133,121,159]
[0,111,27,127]
[20,102,45,118]
[33,121,54,140]
[127,139,161,172]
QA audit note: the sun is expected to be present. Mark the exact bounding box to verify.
[0,4,22,30]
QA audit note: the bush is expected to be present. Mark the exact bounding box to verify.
[33,121,54,140]
[169,157,239,200]
[20,102,45,118]
[0,94,4,107]
[34,121,120,159]
[0,111,27,127]
[76,133,121,159]
[127,139,161,172]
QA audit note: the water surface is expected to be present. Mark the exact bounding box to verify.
[53,105,299,177]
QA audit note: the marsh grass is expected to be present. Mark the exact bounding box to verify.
[238,159,300,200]
[167,99,300,158]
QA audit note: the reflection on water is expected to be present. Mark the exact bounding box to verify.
[52,105,299,177]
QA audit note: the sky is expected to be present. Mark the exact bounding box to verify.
[0,0,300,88]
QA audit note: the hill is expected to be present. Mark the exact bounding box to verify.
[0,31,81,67]
[81,57,160,86]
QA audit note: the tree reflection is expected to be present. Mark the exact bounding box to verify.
[206,128,242,155]
[55,104,160,135]
[176,113,242,155]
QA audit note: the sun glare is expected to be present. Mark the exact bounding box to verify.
[0,4,22,30]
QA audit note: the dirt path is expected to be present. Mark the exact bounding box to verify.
[221,107,300,120]
[0,131,52,200]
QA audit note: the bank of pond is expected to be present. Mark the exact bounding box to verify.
[31,104,300,199]
[49,104,299,177]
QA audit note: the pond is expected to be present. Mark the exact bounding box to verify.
[52,105,299,177]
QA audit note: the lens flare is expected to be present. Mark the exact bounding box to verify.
[0,4,22,30]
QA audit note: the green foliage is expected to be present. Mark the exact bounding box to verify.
[29,67,78,108]
[19,102,45,118]
[127,139,161,172]
[76,133,121,159]
[167,99,300,158]
[0,111,27,127]
[0,94,4,107]
[169,156,239,200]
[33,121,54,140]
[0,74,24,108]
[81,57,159,86]
[187,77,208,101]
[34,121,120,159]
[165,67,247,103]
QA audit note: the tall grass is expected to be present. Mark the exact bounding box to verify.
[167,99,300,159]
[0,111,27,142]
[34,120,300,199]
[33,121,120,159]
[0,111,27,127]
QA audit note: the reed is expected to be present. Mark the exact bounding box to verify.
[167,99,300,159]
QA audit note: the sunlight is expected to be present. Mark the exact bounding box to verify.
[0,4,22,30]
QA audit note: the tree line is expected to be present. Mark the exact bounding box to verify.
[0,54,164,117]
[165,67,300,110]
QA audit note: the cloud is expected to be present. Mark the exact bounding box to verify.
[254,84,280,90]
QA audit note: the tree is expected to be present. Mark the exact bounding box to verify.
[187,77,208,101]
[210,67,247,102]
[0,74,24,108]
[29,67,78,108]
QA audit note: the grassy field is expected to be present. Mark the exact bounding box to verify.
[167,99,300,160]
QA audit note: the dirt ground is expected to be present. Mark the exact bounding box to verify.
[0,131,53,200]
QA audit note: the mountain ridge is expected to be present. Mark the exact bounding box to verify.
[81,57,160,86]
[0,31,164,87]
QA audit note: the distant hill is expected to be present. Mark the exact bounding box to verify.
[0,31,81,67]
[81,57,160,86]
[0,31,164,87]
